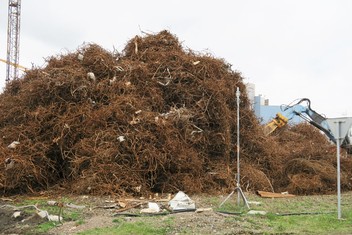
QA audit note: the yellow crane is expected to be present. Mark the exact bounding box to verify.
[0,58,27,72]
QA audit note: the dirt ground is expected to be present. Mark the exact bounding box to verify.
[0,193,272,235]
[3,191,351,235]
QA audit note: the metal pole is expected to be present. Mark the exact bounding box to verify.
[219,86,249,210]
[336,121,342,220]
[236,87,240,205]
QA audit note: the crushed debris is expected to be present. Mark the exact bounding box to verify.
[168,191,196,212]
[0,30,351,197]
[247,210,267,215]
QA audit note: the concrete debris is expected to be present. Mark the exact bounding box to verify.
[117,136,125,142]
[48,214,63,222]
[247,210,267,215]
[117,201,126,208]
[133,185,141,193]
[114,66,124,71]
[47,200,57,206]
[248,201,262,206]
[5,158,15,170]
[66,203,86,209]
[140,202,160,214]
[7,141,20,149]
[77,53,84,61]
[36,210,63,222]
[168,191,196,211]
[109,76,117,84]
[36,210,49,219]
[87,72,96,81]
[12,211,21,218]
[195,208,213,213]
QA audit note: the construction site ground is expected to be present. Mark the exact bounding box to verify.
[1,191,352,235]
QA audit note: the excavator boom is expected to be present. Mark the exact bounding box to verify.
[264,98,351,152]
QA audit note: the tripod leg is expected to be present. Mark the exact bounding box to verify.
[219,190,235,207]
[236,187,250,209]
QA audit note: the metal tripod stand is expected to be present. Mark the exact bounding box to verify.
[219,181,250,209]
[219,87,250,209]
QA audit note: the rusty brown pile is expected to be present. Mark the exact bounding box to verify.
[0,31,351,196]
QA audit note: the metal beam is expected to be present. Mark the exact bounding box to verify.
[6,0,21,82]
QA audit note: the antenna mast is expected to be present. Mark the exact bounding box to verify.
[6,0,21,82]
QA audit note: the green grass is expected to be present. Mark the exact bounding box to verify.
[208,192,352,234]
[266,211,352,234]
[32,209,84,234]
[65,211,82,221]
[13,197,85,234]
[216,195,248,214]
[13,193,352,234]
[271,194,350,234]
[35,221,58,233]
[77,219,172,235]
[80,216,174,235]
[75,219,86,226]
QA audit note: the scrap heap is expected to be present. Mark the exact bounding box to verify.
[0,31,351,196]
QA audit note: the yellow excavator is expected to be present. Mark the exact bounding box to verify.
[263,112,289,136]
[264,98,352,153]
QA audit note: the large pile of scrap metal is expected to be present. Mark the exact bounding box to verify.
[0,31,351,196]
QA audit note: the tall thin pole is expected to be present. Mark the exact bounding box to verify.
[336,121,342,220]
[236,87,241,205]
[219,86,249,209]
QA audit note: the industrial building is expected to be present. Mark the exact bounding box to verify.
[246,83,301,124]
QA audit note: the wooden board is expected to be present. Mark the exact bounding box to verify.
[257,191,295,198]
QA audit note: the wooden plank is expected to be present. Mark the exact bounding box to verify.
[257,191,295,198]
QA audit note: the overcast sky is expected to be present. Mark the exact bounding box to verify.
[1,0,351,117]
